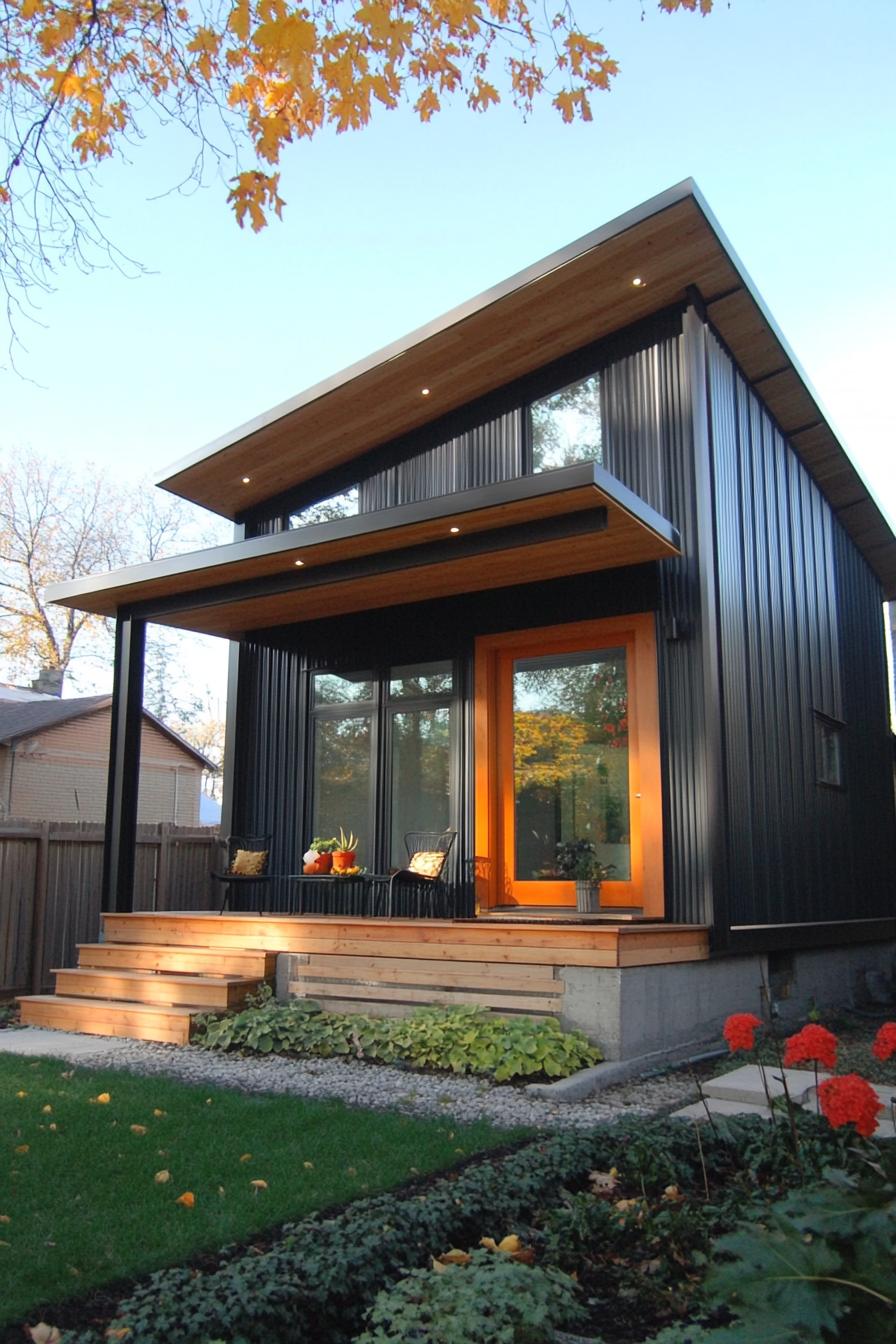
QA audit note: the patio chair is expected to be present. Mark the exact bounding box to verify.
[384,828,457,918]
[212,834,273,913]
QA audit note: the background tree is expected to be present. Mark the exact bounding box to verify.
[0,449,229,753]
[0,0,712,323]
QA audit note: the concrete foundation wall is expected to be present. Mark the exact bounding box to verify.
[561,940,896,1061]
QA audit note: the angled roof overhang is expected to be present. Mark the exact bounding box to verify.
[46,464,680,639]
[154,179,895,598]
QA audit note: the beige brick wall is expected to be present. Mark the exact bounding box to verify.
[0,708,203,824]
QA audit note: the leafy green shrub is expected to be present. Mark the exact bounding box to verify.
[355,1248,583,1343]
[693,1151,896,1342]
[193,1000,601,1083]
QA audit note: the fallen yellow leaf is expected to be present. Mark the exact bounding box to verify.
[48,1123,58,1131]
[152,1109,166,1118]
[239,1153,252,1163]
[302,1161,314,1170]
[205,1098,213,1105]
[42,1104,53,1114]
[0,1215,10,1223]
[60,1070,74,1081]
[497,1235,522,1253]
[154,1170,171,1184]
[95,1093,111,1105]
[14,1144,29,1154]
[15,1091,27,1098]
[175,1191,195,1208]
[437,1248,471,1266]
[130,1125,148,1136]
[250,1179,268,1190]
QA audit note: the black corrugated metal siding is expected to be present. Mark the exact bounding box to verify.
[834,526,896,914]
[359,412,522,511]
[706,327,892,928]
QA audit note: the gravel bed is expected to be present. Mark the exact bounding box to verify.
[19,1033,701,1129]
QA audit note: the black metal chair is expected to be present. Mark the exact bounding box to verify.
[212,834,273,913]
[384,828,457,918]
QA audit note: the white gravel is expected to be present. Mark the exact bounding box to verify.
[7,1032,701,1130]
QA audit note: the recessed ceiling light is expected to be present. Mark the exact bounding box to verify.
[449,526,460,534]
[632,276,645,288]
[294,559,304,567]
[241,475,251,484]
[421,387,431,396]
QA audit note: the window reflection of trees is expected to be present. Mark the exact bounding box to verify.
[512,654,630,879]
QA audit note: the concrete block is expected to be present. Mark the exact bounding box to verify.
[672,1098,773,1122]
[704,1064,831,1106]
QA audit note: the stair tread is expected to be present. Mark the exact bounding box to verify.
[54,967,257,987]
[21,994,200,1016]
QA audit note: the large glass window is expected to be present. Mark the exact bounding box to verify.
[308,662,456,871]
[290,486,358,530]
[512,647,630,881]
[530,373,602,473]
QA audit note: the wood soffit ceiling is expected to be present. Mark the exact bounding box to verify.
[158,180,891,598]
[46,465,680,639]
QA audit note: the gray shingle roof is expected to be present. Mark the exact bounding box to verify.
[0,696,216,770]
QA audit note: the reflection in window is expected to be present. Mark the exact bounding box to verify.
[389,661,454,698]
[531,374,602,473]
[390,707,452,866]
[513,648,629,880]
[313,672,374,705]
[312,715,372,846]
[290,486,358,530]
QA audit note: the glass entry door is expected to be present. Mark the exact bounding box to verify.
[477,616,662,912]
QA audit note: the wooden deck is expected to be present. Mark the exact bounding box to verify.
[18,912,709,1044]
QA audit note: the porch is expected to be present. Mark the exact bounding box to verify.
[19,910,710,1046]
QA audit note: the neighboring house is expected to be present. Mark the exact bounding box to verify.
[38,181,896,1052]
[0,690,213,825]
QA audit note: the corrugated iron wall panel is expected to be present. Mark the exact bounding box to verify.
[358,412,523,511]
[834,526,896,915]
[705,327,893,927]
[233,642,305,876]
[603,329,711,927]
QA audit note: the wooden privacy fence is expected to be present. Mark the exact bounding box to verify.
[0,821,222,997]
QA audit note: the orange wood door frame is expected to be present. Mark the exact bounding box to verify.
[474,615,664,917]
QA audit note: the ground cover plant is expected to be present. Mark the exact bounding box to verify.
[40,1016,894,1344]
[0,1054,526,1329]
[193,997,601,1082]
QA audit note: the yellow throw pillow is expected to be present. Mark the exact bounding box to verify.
[230,849,268,876]
[408,851,444,879]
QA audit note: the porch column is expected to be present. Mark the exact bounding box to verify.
[102,614,146,913]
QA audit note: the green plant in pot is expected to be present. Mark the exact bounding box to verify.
[555,839,616,913]
[303,836,337,874]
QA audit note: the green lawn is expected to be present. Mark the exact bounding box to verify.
[0,1053,526,1325]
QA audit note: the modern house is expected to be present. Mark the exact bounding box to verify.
[0,687,214,825]
[20,181,896,1057]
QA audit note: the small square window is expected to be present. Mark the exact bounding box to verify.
[814,713,845,788]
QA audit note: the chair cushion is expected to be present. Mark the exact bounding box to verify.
[230,849,269,876]
[408,850,444,879]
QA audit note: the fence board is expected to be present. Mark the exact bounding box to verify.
[0,821,220,995]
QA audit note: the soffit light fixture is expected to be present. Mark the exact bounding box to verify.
[631,276,645,288]
[241,475,251,484]
[449,526,460,534]
[294,559,305,567]
[420,387,431,396]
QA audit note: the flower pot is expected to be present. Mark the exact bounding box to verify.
[331,849,357,873]
[304,852,333,875]
[575,879,601,914]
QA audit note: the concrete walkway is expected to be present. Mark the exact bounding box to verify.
[672,1062,896,1139]
[0,1026,136,1058]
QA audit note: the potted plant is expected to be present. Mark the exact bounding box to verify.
[303,836,337,875]
[555,839,616,913]
[331,828,358,873]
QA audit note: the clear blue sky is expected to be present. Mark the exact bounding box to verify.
[2,0,894,697]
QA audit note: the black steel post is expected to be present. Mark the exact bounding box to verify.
[102,615,146,912]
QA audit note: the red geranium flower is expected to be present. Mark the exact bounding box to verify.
[723,1013,762,1053]
[871,1022,896,1062]
[817,1074,883,1139]
[782,1024,838,1071]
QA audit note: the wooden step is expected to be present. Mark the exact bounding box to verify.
[77,942,277,979]
[53,967,259,1009]
[18,995,196,1045]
